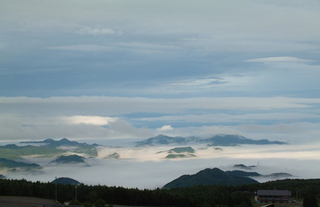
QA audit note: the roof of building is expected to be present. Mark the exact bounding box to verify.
[257,190,291,196]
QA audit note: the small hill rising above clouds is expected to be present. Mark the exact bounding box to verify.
[161,146,196,159]
[136,134,287,147]
[233,164,257,170]
[163,168,259,189]
[0,158,41,171]
[52,155,86,164]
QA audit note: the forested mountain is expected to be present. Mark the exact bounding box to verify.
[52,177,80,185]
[163,168,259,189]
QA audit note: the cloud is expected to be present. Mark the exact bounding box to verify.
[62,115,117,126]
[75,27,119,36]
[0,96,319,141]
[139,113,320,124]
[0,114,153,141]
[1,96,319,116]
[170,77,227,87]
[245,56,313,63]
[157,125,173,132]
[47,44,114,52]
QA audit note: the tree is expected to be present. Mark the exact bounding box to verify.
[84,202,93,207]
[94,199,106,207]
[303,195,318,207]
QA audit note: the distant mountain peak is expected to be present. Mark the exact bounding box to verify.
[43,138,55,143]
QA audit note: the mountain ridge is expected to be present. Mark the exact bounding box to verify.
[136,134,287,147]
[21,138,98,157]
[0,158,42,171]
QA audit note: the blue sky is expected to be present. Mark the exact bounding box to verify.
[0,0,320,142]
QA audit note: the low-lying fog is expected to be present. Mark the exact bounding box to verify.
[4,138,320,189]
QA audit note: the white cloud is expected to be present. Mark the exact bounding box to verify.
[62,115,117,126]
[157,125,173,132]
[47,44,114,52]
[75,27,118,36]
[245,56,313,63]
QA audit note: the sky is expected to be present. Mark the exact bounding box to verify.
[1,0,320,144]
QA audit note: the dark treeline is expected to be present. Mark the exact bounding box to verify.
[0,178,320,207]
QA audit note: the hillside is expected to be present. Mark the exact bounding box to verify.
[52,177,80,185]
[163,168,258,189]
[0,158,42,171]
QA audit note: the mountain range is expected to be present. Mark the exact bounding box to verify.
[136,134,286,147]
[21,138,98,156]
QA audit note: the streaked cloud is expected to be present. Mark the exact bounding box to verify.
[75,27,119,36]
[245,56,312,63]
[62,115,117,126]
[47,44,114,51]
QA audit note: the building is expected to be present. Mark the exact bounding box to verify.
[257,190,291,203]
